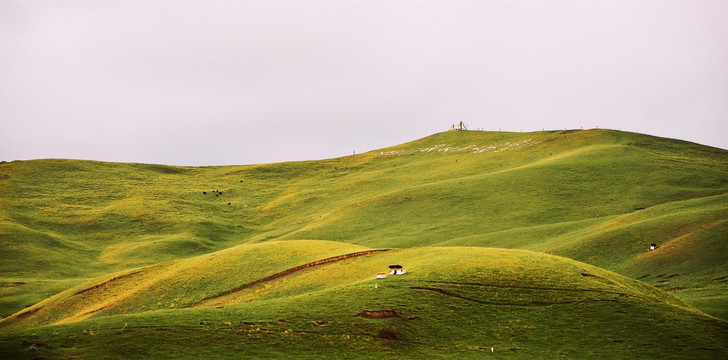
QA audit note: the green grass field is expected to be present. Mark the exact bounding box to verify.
[1,129,726,358]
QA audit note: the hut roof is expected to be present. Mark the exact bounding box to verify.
[388,265,403,269]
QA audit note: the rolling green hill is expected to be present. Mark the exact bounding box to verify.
[1,129,727,358]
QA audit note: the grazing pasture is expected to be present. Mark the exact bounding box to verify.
[1,129,726,358]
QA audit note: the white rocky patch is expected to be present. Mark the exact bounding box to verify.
[375,139,542,158]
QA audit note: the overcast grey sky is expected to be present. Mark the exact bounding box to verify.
[1,1,727,166]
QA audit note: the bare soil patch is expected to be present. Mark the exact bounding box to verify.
[357,310,399,319]
[377,329,399,340]
[17,307,41,318]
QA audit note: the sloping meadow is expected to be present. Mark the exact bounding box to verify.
[1,129,727,358]
[2,242,727,358]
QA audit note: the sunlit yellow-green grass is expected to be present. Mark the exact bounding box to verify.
[2,243,727,359]
[0,129,727,358]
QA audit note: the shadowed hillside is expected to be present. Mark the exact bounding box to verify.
[0,129,726,358]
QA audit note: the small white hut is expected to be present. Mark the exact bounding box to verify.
[376,273,387,279]
[388,265,406,275]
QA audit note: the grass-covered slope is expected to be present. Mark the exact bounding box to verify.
[1,242,726,359]
[0,240,371,331]
[0,129,727,358]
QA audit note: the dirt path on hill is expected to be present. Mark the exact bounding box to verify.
[411,286,625,306]
[412,280,647,306]
[74,269,146,295]
[421,280,636,297]
[188,249,389,308]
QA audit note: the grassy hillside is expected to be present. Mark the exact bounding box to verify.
[0,129,726,358]
[1,243,727,359]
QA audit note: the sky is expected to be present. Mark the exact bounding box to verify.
[1,1,727,166]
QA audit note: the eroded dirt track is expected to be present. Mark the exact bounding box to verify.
[189,249,388,307]
[411,281,641,307]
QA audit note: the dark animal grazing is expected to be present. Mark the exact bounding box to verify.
[218,192,223,195]
[203,191,207,194]
[228,202,231,205]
